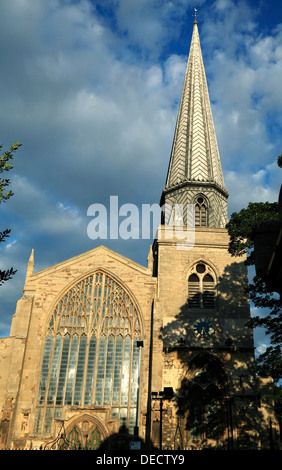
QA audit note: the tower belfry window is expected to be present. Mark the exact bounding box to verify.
[195,197,207,227]
[203,273,215,309]
[188,263,216,309]
[187,274,200,308]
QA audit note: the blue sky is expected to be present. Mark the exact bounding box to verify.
[0,0,281,354]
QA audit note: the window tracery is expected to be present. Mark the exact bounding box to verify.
[195,196,208,227]
[34,271,142,437]
[188,263,216,309]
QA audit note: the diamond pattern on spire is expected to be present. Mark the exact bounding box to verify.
[165,22,226,191]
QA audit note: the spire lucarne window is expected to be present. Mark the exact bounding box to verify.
[34,271,142,436]
[195,197,207,227]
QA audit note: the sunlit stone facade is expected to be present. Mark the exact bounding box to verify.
[0,21,280,450]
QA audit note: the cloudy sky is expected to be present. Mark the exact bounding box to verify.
[0,0,281,352]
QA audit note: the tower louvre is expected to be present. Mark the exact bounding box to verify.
[161,21,228,229]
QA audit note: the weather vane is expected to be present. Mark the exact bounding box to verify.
[193,8,198,22]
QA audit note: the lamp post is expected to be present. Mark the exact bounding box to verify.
[134,340,144,440]
[151,387,174,450]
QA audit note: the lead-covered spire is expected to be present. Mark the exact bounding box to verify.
[161,20,228,229]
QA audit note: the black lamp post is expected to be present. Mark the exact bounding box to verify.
[134,340,144,439]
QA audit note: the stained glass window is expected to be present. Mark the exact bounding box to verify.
[34,271,142,436]
[86,427,101,450]
[64,427,81,450]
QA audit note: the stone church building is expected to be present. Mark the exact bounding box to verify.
[0,21,280,450]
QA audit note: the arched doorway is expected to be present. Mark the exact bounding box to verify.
[63,415,107,450]
[175,353,231,449]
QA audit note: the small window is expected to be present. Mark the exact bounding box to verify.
[188,274,200,308]
[203,274,216,309]
[195,197,207,227]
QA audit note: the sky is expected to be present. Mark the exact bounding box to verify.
[0,0,281,354]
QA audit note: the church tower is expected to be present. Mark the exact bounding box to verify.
[150,19,274,450]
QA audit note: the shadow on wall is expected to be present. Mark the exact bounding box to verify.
[161,261,253,350]
[98,420,155,451]
[42,418,156,451]
[158,262,279,450]
[216,261,250,317]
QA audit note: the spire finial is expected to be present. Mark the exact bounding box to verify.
[193,8,198,23]
[25,248,34,283]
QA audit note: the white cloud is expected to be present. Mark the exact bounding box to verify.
[225,163,280,216]
[1,0,282,339]
[4,174,85,237]
[250,307,270,359]
[256,343,268,355]
[198,3,282,209]
[5,240,17,250]
[114,0,203,54]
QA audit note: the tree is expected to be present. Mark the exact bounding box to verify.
[0,141,21,286]
[226,157,282,383]
[274,384,282,441]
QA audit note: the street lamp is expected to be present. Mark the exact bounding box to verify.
[134,340,144,440]
[151,387,174,450]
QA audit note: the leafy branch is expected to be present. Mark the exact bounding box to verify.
[0,141,21,286]
[226,158,281,382]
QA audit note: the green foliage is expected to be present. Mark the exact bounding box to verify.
[226,201,279,263]
[226,183,281,383]
[248,274,282,382]
[0,141,21,202]
[274,384,282,426]
[0,141,21,286]
[278,155,282,168]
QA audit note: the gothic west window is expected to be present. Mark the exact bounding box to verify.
[188,263,216,309]
[195,197,207,226]
[34,271,142,437]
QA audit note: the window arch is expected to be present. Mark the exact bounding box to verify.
[63,424,102,450]
[186,365,227,443]
[176,353,229,447]
[195,196,208,227]
[34,271,142,436]
[188,263,216,309]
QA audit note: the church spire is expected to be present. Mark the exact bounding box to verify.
[161,19,228,229]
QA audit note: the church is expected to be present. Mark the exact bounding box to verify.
[0,20,280,450]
